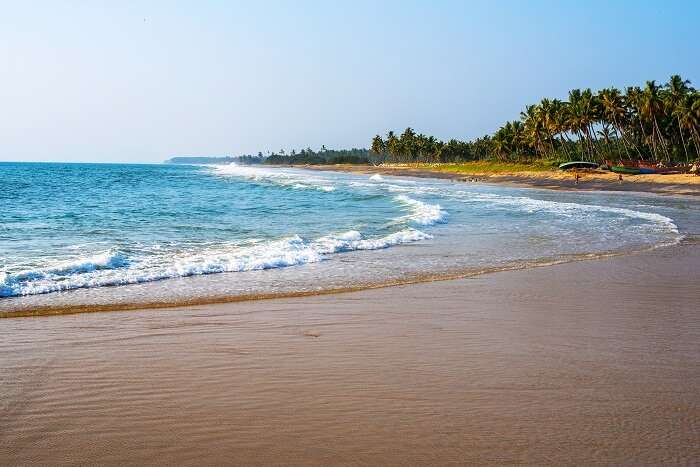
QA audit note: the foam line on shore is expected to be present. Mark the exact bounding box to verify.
[0,229,431,298]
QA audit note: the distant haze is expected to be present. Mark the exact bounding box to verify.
[1,0,698,163]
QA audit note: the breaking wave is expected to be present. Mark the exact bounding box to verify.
[0,229,431,297]
[394,195,448,226]
[213,163,336,192]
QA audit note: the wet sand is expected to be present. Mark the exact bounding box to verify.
[304,164,700,197]
[2,243,699,466]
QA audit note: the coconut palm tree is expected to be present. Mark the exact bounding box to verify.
[567,89,595,159]
[665,75,694,161]
[371,135,386,159]
[625,86,654,159]
[598,87,635,158]
[674,94,700,157]
[688,93,700,157]
[521,104,547,157]
[640,81,671,160]
[371,74,698,165]
[385,131,399,161]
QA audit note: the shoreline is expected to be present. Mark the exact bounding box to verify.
[299,163,700,197]
[1,163,694,319]
[2,241,699,466]
[0,239,685,319]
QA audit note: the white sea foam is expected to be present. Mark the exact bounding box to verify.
[454,191,679,234]
[376,180,677,236]
[213,163,336,192]
[394,195,448,226]
[0,229,431,297]
[369,174,384,181]
[2,250,128,284]
[315,229,432,253]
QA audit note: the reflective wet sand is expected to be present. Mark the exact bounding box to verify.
[2,244,699,466]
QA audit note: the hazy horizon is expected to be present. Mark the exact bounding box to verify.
[2,0,699,163]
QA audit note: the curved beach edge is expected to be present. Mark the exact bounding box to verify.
[300,164,700,197]
[1,238,689,319]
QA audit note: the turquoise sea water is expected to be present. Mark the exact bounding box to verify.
[1,162,697,310]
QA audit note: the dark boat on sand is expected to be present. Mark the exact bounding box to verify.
[559,161,599,171]
[611,166,641,175]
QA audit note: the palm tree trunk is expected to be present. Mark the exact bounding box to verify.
[622,124,644,159]
[583,127,597,160]
[677,118,690,162]
[638,118,656,161]
[611,117,632,158]
[653,117,671,161]
[548,134,556,158]
[557,135,571,159]
[575,130,586,160]
[691,128,700,159]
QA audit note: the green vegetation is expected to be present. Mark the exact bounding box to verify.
[371,75,700,165]
[169,75,699,169]
[264,147,370,165]
[411,160,558,173]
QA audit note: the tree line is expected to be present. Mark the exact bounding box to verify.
[264,147,370,165]
[371,75,700,164]
[371,129,492,164]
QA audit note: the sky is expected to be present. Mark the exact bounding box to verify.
[1,0,699,163]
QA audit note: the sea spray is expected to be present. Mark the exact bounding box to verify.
[394,195,448,226]
[0,229,432,297]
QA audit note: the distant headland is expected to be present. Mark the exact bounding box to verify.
[164,155,262,165]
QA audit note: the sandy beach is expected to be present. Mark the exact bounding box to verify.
[2,241,699,466]
[3,2,699,465]
[304,164,700,197]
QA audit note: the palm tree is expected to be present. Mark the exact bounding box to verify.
[539,98,560,157]
[510,120,526,157]
[598,87,634,158]
[640,81,671,160]
[625,86,654,159]
[553,99,575,159]
[372,75,698,166]
[400,127,418,162]
[689,93,700,157]
[386,131,399,161]
[580,89,601,160]
[674,95,700,157]
[492,128,509,161]
[371,135,386,156]
[567,89,595,159]
[665,75,693,161]
[521,104,547,157]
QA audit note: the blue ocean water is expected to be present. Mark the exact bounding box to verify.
[0,162,694,308]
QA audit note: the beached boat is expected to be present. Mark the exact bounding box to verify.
[609,160,686,174]
[611,166,641,175]
[558,161,599,171]
[607,160,685,174]
[638,161,687,174]
[606,160,639,168]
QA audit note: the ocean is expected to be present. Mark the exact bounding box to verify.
[0,162,696,312]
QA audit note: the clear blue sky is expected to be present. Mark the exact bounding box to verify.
[1,0,698,163]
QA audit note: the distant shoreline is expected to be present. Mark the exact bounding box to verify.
[299,163,700,197]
